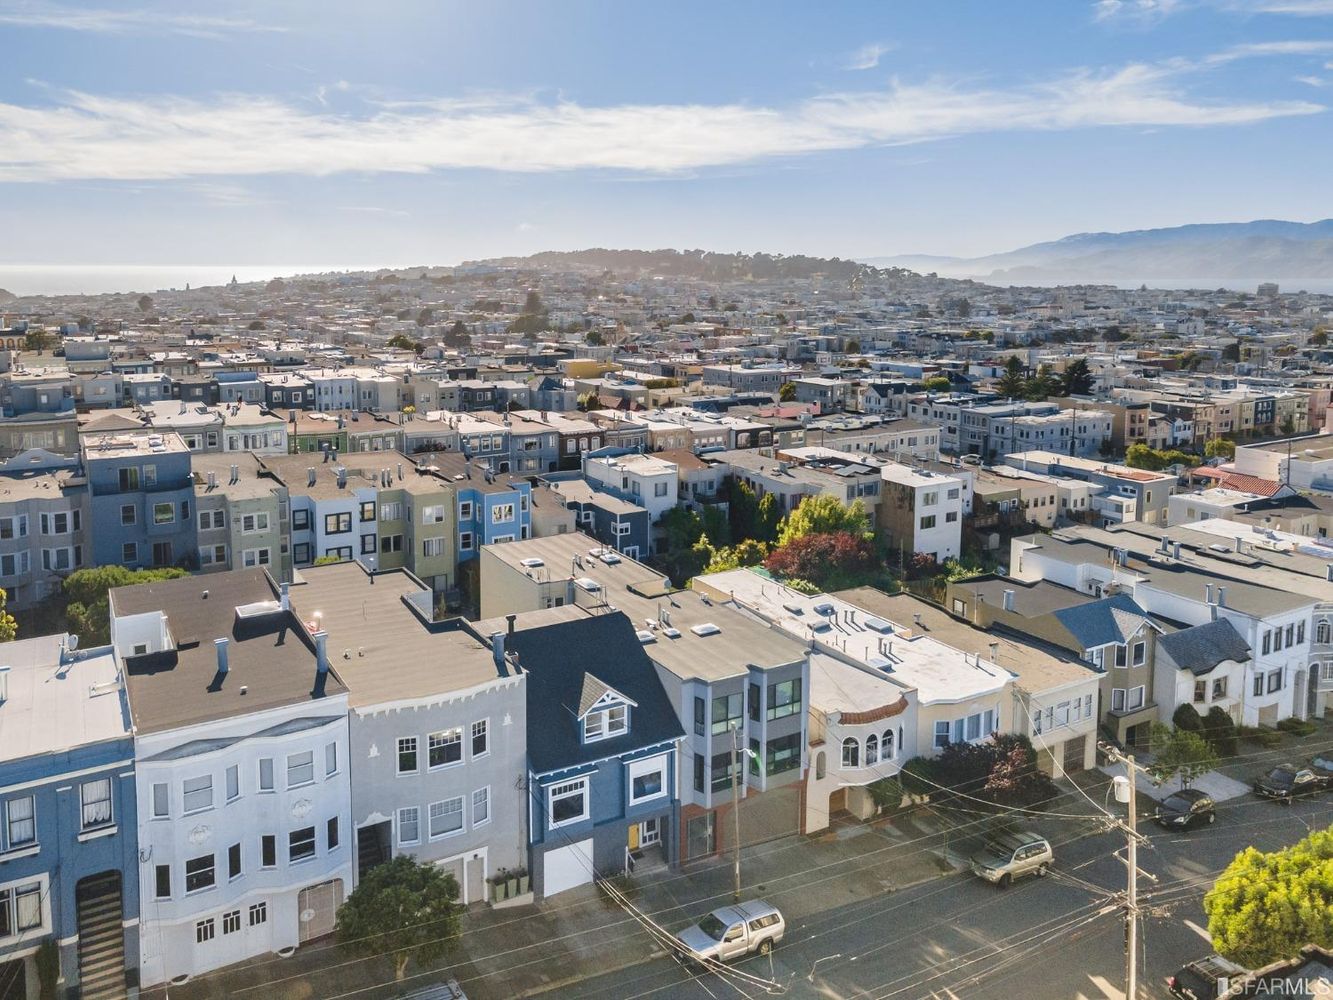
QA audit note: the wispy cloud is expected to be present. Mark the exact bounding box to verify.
[0,2,283,38]
[843,41,895,71]
[1095,0,1333,18]
[0,54,1322,184]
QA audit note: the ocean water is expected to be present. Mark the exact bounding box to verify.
[0,264,403,298]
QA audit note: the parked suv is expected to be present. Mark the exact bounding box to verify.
[1254,763,1327,804]
[1167,954,1247,998]
[969,831,1053,887]
[676,900,785,964]
[1154,789,1216,829]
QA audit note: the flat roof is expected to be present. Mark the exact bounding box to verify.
[291,563,509,709]
[832,588,1093,695]
[0,636,129,762]
[484,532,806,680]
[192,452,281,501]
[700,569,1010,705]
[82,428,190,458]
[112,569,346,734]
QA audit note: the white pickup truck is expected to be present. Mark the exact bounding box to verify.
[675,900,785,964]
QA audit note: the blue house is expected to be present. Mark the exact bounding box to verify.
[507,614,683,898]
[81,429,197,570]
[0,635,138,999]
[453,469,533,562]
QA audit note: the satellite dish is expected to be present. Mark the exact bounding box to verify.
[67,635,79,651]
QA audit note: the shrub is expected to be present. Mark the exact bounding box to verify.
[1277,718,1316,737]
[866,777,904,812]
[1240,725,1283,749]
[899,757,939,796]
[1202,706,1239,758]
[1172,703,1204,732]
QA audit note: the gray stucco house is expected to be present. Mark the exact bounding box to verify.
[292,563,528,903]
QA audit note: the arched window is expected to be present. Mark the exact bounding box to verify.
[883,728,895,760]
[815,751,826,780]
[1318,621,1330,645]
[865,733,879,766]
[841,737,859,769]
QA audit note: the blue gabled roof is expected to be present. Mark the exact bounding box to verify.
[507,612,685,775]
[1051,592,1156,649]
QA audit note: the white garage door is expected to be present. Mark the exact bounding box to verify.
[543,838,594,897]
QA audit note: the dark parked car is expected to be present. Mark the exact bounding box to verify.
[1167,954,1247,999]
[1153,788,1216,829]
[1254,764,1326,803]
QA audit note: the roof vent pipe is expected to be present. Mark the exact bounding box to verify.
[1002,590,1015,612]
[215,637,230,675]
[314,631,329,674]
[280,582,290,612]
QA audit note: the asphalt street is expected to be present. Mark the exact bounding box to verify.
[557,793,1332,1000]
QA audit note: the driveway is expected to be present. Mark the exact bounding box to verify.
[1100,760,1251,802]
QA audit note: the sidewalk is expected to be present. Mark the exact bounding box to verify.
[142,779,1115,1000]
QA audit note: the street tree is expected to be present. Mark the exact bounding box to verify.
[1204,826,1333,968]
[336,855,461,983]
[444,320,470,347]
[1147,723,1218,789]
[778,382,797,402]
[923,375,951,392]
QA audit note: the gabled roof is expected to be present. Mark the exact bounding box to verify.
[1157,619,1251,676]
[506,613,684,775]
[1051,592,1159,648]
[577,674,638,719]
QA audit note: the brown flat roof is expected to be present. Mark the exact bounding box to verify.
[112,569,346,735]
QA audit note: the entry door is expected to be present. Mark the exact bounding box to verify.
[640,818,661,846]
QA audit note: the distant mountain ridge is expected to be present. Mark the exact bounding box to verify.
[866,219,1333,284]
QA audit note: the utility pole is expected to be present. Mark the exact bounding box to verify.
[730,725,743,902]
[1102,744,1144,1000]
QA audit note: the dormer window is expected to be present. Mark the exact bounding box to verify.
[584,703,628,743]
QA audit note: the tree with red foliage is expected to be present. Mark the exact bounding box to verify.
[763,530,877,590]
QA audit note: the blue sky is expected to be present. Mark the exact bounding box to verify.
[0,0,1330,267]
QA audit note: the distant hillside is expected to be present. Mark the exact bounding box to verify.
[466,248,915,283]
[866,219,1333,285]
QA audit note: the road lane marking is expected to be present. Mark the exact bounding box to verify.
[1185,919,1212,943]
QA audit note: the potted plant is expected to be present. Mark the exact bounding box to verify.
[504,868,520,897]
[515,867,530,895]
[488,871,508,903]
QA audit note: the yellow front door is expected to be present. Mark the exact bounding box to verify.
[628,823,640,851]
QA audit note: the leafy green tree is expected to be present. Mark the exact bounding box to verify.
[522,290,543,314]
[1280,415,1297,436]
[1058,358,1095,396]
[416,307,434,327]
[659,506,704,554]
[680,312,696,324]
[1023,364,1060,401]
[444,320,470,347]
[1146,723,1218,789]
[1125,443,1167,471]
[700,506,731,548]
[1221,341,1240,361]
[764,531,876,591]
[845,339,861,353]
[704,539,769,574]
[1204,437,1236,461]
[727,478,761,541]
[755,493,782,545]
[336,855,461,982]
[776,494,870,546]
[996,356,1026,398]
[923,375,952,392]
[63,567,188,645]
[1311,329,1328,346]
[1204,826,1333,967]
[136,294,153,313]
[778,382,797,402]
[386,333,423,353]
[585,329,605,347]
[0,589,16,643]
[24,329,52,352]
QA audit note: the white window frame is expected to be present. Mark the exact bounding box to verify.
[182,775,213,815]
[472,786,490,827]
[428,797,465,840]
[397,806,420,845]
[548,778,589,829]
[286,750,315,788]
[4,795,36,850]
[628,754,668,805]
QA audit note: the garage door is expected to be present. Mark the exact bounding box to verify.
[1063,736,1087,774]
[543,839,594,897]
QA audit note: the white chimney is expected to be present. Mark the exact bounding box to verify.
[214,637,230,675]
[230,463,239,484]
[280,582,290,612]
[1205,583,1214,605]
[314,630,329,674]
[1002,589,1015,612]
[1217,586,1227,607]
[307,467,316,487]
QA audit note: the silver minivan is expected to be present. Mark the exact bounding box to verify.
[969,831,1053,887]
[675,900,785,963]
